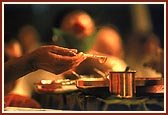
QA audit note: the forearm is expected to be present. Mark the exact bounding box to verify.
[4,55,34,84]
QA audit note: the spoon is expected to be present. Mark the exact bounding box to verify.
[125,66,130,72]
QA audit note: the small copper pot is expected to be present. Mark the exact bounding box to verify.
[109,71,136,98]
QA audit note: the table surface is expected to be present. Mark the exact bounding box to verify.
[33,85,164,111]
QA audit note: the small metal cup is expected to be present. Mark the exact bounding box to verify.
[109,71,136,98]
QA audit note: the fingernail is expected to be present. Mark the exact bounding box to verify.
[69,50,77,56]
[70,49,78,53]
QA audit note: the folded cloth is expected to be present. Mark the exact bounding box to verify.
[4,94,41,108]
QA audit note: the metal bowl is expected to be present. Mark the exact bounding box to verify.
[34,80,62,93]
[76,77,109,89]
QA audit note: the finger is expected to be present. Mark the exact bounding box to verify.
[49,45,78,56]
[49,51,79,61]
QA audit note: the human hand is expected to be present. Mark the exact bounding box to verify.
[27,45,85,74]
[75,56,110,75]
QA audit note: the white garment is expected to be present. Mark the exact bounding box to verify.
[10,69,64,97]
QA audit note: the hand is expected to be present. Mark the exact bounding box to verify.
[75,56,111,75]
[27,45,85,74]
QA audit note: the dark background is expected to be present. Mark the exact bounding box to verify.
[4,4,164,48]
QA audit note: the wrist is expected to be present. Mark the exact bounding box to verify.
[4,55,36,84]
[24,54,38,72]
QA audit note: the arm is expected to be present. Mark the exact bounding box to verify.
[4,55,33,84]
[4,45,85,94]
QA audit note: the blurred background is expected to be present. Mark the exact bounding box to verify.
[4,3,164,48]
